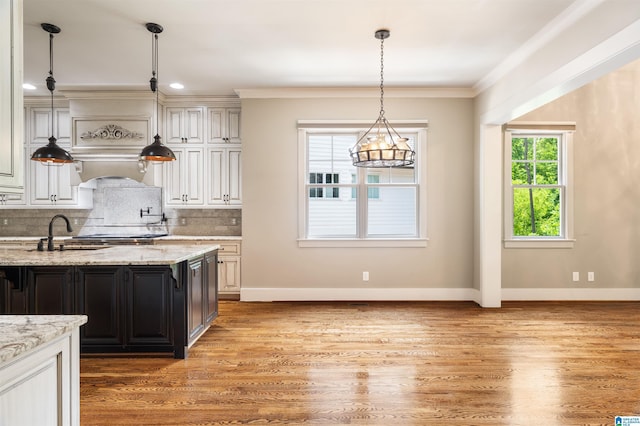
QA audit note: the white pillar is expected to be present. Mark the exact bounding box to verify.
[478,124,502,307]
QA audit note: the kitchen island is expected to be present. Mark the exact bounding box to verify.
[0,315,87,426]
[0,244,219,359]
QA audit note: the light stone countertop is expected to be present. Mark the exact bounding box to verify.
[0,315,88,364]
[0,244,219,266]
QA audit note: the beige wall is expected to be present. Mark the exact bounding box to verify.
[241,97,474,295]
[503,60,640,289]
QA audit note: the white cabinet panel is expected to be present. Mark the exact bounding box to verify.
[165,107,204,144]
[30,161,77,205]
[208,107,241,144]
[0,0,24,195]
[207,147,241,206]
[164,148,204,206]
[218,255,241,293]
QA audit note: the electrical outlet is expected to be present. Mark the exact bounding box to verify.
[231,218,237,225]
[180,218,187,225]
[588,272,595,282]
[572,272,580,282]
[2,219,7,226]
[362,271,369,281]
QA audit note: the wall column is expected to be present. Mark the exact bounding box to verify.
[478,124,502,307]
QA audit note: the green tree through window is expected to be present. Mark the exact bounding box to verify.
[511,136,561,237]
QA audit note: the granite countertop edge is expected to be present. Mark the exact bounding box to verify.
[0,244,220,266]
[0,315,88,364]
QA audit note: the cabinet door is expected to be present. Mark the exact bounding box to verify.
[204,251,218,325]
[0,0,24,194]
[208,107,241,143]
[164,148,204,206]
[30,162,77,205]
[226,108,241,143]
[27,266,74,314]
[227,148,242,205]
[187,257,205,343]
[125,266,173,347]
[76,266,123,347]
[165,107,204,144]
[0,267,26,314]
[207,147,241,206]
[218,256,241,293]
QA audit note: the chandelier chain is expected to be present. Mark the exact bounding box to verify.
[379,36,385,117]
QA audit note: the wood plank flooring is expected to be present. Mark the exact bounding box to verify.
[80,301,640,425]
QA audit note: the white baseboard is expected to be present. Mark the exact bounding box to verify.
[502,287,640,301]
[240,287,480,302]
[240,287,640,304]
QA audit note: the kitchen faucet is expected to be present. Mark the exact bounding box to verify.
[38,214,73,251]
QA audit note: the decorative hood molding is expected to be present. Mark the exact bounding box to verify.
[66,93,155,182]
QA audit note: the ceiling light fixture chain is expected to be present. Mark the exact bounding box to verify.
[349,29,415,168]
[30,23,73,164]
[139,22,176,162]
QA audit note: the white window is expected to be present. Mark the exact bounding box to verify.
[298,121,428,247]
[504,122,575,248]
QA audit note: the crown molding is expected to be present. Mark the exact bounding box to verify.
[234,87,475,99]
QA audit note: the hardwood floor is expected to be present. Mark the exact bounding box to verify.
[80,301,640,425]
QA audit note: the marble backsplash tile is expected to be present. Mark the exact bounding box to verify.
[0,177,241,237]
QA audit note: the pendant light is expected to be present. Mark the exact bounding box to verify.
[349,29,415,168]
[31,23,74,164]
[139,22,176,162]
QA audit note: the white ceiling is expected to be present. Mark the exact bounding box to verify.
[22,0,577,97]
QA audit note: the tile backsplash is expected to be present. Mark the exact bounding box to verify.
[0,178,241,237]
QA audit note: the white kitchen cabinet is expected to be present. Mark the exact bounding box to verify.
[165,107,204,144]
[0,318,85,426]
[208,107,241,144]
[218,255,241,295]
[31,107,71,145]
[164,148,205,206]
[215,240,241,296]
[30,161,77,205]
[207,147,241,206]
[0,0,24,195]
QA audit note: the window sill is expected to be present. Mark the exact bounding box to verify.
[298,238,428,248]
[503,239,575,249]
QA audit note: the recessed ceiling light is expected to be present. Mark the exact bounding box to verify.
[170,83,184,89]
[23,83,36,90]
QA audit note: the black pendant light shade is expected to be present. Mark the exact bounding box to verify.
[31,23,74,164]
[31,136,74,163]
[139,134,176,162]
[140,22,176,162]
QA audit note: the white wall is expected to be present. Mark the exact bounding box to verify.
[240,96,475,300]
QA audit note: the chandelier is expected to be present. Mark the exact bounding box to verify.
[349,29,415,168]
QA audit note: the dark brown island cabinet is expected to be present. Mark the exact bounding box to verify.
[0,249,218,359]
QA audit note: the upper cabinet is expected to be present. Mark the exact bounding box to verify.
[162,100,242,209]
[0,0,24,195]
[27,106,78,206]
[208,107,241,144]
[165,107,205,144]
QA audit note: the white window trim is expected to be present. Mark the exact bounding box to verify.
[503,122,576,249]
[297,120,428,248]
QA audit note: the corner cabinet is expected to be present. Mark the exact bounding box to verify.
[0,0,24,195]
[162,100,242,208]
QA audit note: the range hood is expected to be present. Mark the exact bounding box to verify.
[64,91,158,182]
[73,152,149,182]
